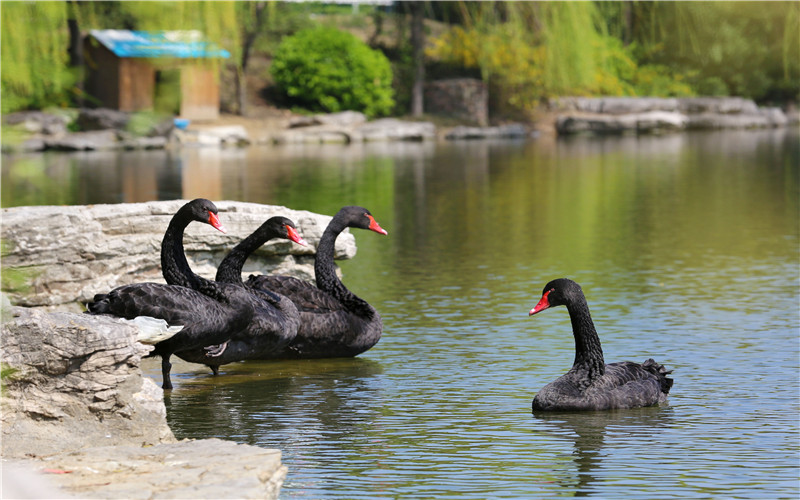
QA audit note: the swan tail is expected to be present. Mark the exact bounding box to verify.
[642,358,673,394]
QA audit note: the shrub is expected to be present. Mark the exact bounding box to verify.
[270,27,394,118]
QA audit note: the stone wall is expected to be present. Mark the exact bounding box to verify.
[425,78,489,127]
[1,200,356,311]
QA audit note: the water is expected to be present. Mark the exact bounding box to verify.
[3,129,799,498]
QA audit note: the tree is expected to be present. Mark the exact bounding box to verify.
[1,1,76,113]
[235,1,269,116]
[409,1,425,117]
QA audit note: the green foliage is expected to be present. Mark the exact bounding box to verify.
[126,111,170,137]
[1,2,78,113]
[627,1,800,102]
[270,27,395,118]
[427,2,694,116]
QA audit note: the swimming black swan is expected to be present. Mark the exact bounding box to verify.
[174,216,307,373]
[226,206,388,359]
[528,278,673,411]
[88,199,250,390]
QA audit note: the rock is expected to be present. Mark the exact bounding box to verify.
[677,97,760,115]
[289,111,367,129]
[3,110,70,135]
[1,201,356,309]
[170,125,251,147]
[445,123,530,140]
[273,116,435,144]
[358,118,436,142]
[14,439,286,500]
[76,108,131,131]
[121,135,168,150]
[552,97,789,135]
[556,111,688,135]
[0,306,174,457]
[0,304,286,499]
[16,137,47,152]
[272,128,353,145]
[45,130,120,151]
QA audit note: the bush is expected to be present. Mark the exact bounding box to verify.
[270,27,394,118]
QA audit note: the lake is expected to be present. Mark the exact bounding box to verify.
[2,128,799,498]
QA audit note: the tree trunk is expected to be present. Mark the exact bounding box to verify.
[410,1,425,117]
[236,1,268,116]
[67,0,84,106]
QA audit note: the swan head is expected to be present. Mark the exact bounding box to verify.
[262,216,308,246]
[337,206,388,235]
[529,278,583,315]
[186,198,226,233]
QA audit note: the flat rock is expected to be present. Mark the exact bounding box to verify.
[358,118,436,142]
[11,439,286,500]
[274,116,435,144]
[552,97,788,135]
[3,110,70,135]
[45,130,120,151]
[76,108,131,131]
[289,111,367,128]
[445,124,530,140]
[1,200,356,309]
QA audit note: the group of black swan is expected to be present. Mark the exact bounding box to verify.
[87,199,672,410]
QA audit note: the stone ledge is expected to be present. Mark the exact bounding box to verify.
[4,439,286,500]
[1,200,356,310]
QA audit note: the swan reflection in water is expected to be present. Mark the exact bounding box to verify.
[155,357,385,446]
[532,407,675,495]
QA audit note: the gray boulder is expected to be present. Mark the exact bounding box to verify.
[76,108,130,131]
[1,303,286,499]
[45,129,120,151]
[358,118,436,142]
[289,111,368,129]
[1,306,175,457]
[3,110,70,135]
[445,123,530,140]
[1,200,356,310]
[552,96,789,135]
[274,114,435,144]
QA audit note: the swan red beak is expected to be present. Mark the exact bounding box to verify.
[529,289,552,316]
[285,224,308,246]
[208,211,227,234]
[367,214,388,235]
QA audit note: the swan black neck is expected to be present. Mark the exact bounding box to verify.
[315,218,372,317]
[161,208,225,302]
[565,297,605,378]
[216,226,277,285]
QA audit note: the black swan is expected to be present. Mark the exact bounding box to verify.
[88,199,250,390]
[225,206,388,359]
[528,278,673,411]
[174,216,308,373]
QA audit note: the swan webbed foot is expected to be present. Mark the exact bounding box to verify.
[204,341,229,358]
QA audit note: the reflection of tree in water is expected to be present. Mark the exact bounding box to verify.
[532,406,674,496]
[164,358,384,450]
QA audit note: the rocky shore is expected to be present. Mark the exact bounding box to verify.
[1,201,357,498]
[3,97,796,153]
[551,96,796,135]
